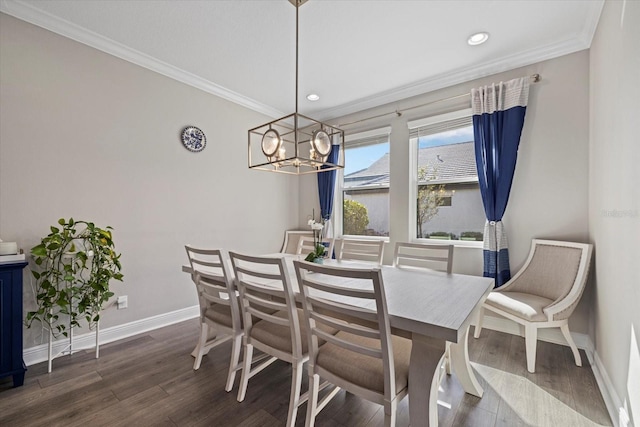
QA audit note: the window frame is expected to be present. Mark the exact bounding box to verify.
[335,127,391,241]
[408,109,484,247]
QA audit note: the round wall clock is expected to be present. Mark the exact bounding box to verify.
[181,126,206,152]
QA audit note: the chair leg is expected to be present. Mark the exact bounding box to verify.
[305,372,320,427]
[237,342,253,402]
[286,361,304,427]
[225,333,243,392]
[525,324,538,373]
[473,306,484,338]
[560,323,582,367]
[444,341,452,375]
[193,322,209,370]
[383,399,397,427]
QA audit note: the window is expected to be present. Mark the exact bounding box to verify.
[409,110,485,242]
[339,129,390,237]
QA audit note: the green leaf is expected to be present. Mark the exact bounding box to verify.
[31,244,47,257]
[32,271,41,280]
[47,242,61,251]
[58,218,65,225]
[50,226,60,234]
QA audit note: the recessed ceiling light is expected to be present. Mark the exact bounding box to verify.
[468,32,489,46]
[306,93,320,101]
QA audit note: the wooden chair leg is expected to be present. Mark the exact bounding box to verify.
[473,306,485,338]
[305,372,320,427]
[237,342,253,402]
[383,399,397,427]
[560,323,582,367]
[525,324,538,373]
[444,342,452,375]
[193,322,208,370]
[225,333,243,392]
[286,361,304,427]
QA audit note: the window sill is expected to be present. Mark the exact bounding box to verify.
[413,238,484,249]
[338,235,390,243]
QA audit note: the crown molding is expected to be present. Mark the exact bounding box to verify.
[316,0,605,122]
[317,36,592,121]
[1,0,604,123]
[0,0,285,119]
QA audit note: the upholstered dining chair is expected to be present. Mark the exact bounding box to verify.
[229,252,337,427]
[296,235,335,260]
[474,239,593,373]
[336,238,385,265]
[293,260,411,427]
[393,242,454,273]
[281,230,314,254]
[184,246,242,391]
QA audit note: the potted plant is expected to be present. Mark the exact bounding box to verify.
[305,218,327,263]
[26,218,123,337]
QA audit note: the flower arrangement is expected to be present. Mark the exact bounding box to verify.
[305,217,327,263]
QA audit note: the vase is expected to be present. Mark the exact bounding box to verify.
[313,258,324,264]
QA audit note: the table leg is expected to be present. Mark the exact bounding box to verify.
[409,333,446,427]
[449,325,483,397]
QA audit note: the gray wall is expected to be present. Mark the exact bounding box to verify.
[590,1,640,424]
[300,50,591,334]
[0,14,300,348]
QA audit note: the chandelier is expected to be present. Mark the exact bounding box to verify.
[248,0,345,175]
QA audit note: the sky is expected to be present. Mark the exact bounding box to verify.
[345,125,474,175]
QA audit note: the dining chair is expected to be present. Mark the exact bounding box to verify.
[293,260,411,427]
[296,235,335,259]
[229,252,336,427]
[336,238,385,265]
[281,230,314,254]
[474,239,593,373]
[393,242,454,273]
[184,245,242,392]
[393,241,455,377]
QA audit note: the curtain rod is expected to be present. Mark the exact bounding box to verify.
[338,73,541,128]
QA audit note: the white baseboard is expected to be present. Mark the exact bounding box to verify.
[23,305,199,367]
[590,348,631,427]
[477,315,631,427]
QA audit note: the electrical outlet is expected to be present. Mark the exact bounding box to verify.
[117,295,128,309]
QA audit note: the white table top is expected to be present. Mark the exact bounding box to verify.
[183,254,493,343]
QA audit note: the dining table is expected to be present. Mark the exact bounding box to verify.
[183,254,494,427]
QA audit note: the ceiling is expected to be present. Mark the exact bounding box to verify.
[1,0,604,120]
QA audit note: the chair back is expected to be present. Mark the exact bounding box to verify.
[296,236,335,259]
[336,238,385,265]
[229,252,303,359]
[293,260,397,401]
[185,245,241,331]
[504,239,593,320]
[393,242,453,273]
[281,230,315,254]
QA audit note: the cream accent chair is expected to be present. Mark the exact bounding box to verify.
[296,235,335,259]
[392,242,454,273]
[229,252,337,427]
[184,246,242,391]
[293,260,411,427]
[336,238,385,265]
[281,230,314,254]
[474,239,593,373]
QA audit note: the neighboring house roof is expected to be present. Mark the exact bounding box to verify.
[344,141,477,187]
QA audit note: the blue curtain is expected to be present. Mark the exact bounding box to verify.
[317,145,340,222]
[472,78,529,287]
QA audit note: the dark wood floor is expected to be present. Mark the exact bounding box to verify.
[0,319,612,427]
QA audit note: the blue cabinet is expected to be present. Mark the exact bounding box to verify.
[0,261,28,387]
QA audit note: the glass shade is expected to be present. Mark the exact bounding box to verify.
[311,129,332,156]
[261,129,282,157]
